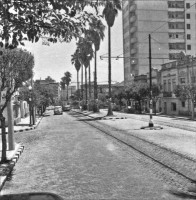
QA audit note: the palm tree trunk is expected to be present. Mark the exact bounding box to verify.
[81,65,83,100]
[191,99,194,120]
[77,70,80,100]
[107,25,113,116]
[94,51,97,100]
[67,85,68,101]
[77,70,79,91]
[89,63,91,100]
[85,67,88,108]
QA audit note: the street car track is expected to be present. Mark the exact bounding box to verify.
[71,110,196,186]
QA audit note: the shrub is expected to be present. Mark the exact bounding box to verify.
[112,104,121,111]
[82,104,87,110]
[124,107,135,113]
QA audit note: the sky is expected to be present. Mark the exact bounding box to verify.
[23,12,123,86]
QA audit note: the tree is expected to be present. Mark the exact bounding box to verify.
[174,84,196,119]
[125,83,149,113]
[45,76,55,83]
[102,0,121,116]
[71,49,81,94]
[0,1,108,49]
[85,17,105,100]
[61,72,72,101]
[112,87,126,109]
[0,48,34,163]
[75,38,94,108]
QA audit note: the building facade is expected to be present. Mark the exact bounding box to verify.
[160,53,196,116]
[122,0,196,84]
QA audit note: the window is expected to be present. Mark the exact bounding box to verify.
[169,22,184,29]
[187,24,191,29]
[172,79,176,91]
[186,13,190,19]
[187,34,191,40]
[169,43,185,50]
[168,1,184,8]
[187,45,191,50]
[191,76,196,83]
[169,33,185,39]
[169,33,173,38]
[163,80,167,91]
[180,77,185,84]
[168,79,171,92]
[186,3,190,8]
[182,101,185,107]
[171,103,176,111]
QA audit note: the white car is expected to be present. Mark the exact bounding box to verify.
[54,106,63,115]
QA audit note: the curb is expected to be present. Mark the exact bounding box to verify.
[73,110,127,120]
[0,144,24,191]
[101,117,127,120]
[12,117,43,134]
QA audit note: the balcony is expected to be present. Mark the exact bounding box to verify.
[130,15,136,23]
[130,26,137,33]
[130,37,137,43]
[130,4,136,12]
[163,91,172,97]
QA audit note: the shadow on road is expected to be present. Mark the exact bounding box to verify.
[169,183,196,199]
[169,189,196,199]
[68,112,103,121]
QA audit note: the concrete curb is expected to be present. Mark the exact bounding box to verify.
[0,144,24,191]
[101,117,127,120]
[13,117,43,134]
[73,110,127,120]
[0,117,43,135]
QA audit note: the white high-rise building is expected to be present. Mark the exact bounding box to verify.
[122,0,196,83]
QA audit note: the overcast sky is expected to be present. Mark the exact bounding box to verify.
[23,12,123,86]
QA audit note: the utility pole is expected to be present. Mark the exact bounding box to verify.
[149,34,154,127]
[141,34,162,130]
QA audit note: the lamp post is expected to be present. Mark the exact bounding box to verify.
[149,34,154,127]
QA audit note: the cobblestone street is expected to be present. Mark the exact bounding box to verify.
[0,110,180,199]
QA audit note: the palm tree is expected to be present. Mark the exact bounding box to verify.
[103,0,121,116]
[76,38,94,108]
[87,18,105,100]
[71,49,81,96]
[61,71,72,101]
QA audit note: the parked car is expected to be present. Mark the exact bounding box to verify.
[62,105,71,111]
[54,106,63,115]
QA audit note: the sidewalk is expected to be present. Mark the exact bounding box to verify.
[0,115,43,191]
[73,109,196,160]
[0,115,42,134]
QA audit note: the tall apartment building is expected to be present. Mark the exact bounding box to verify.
[122,0,196,84]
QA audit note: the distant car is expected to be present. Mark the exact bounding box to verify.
[54,106,63,115]
[46,105,54,110]
[62,105,71,111]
